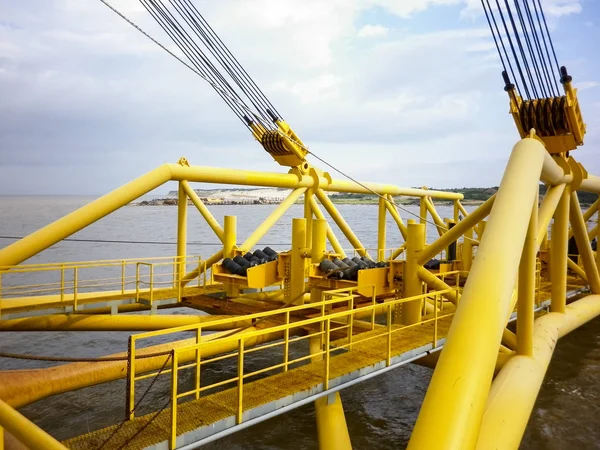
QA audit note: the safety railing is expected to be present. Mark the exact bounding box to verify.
[0,255,210,312]
[125,285,457,449]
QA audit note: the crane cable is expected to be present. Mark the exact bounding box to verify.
[98,0,481,243]
[480,0,564,98]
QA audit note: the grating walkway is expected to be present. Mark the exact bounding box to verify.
[63,316,452,450]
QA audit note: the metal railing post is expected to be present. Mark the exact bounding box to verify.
[387,304,392,366]
[323,319,331,390]
[237,338,245,424]
[170,350,179,450]
[73,267,78,310]
[127,336,136,420]
[284,311,290,372]
[195,327,202,400]
[60,265,65,302]
[121,260,126,294]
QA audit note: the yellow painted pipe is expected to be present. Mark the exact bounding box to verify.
[0,165,173,268]
[304,188,314,248]
[579,174,600,193]
[312,219,327,264]
[403,221,425,324]
[181,181,224,242]
[316,190,370,258]
[536,183,566,247]
[424,197,446,237]
[418,195,495,265]
[0,398,67,450]
[309,197,346,257]
[416,267,460,305]
[462,227,473,271]
[223,216,237,259]
[409,137,547,450]
[551,187,570,313]
[569,191,600,293]
[501,328,518,351]
[567,257,588,283]
[240,188,306,252]
[309,337,352,450]
[291,218,307,305]
[384,195,408,239]
[0,327,285,409]
[476,295,600,449]
[377,197,387,262]
[167,163,464,199]
[390,244,406,260]
[177,182,187,289]
[181,249,223,285]
[0,314,251,332]
[517,198,537,356]
[540,152,572,186]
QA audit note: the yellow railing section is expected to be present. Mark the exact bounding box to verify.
[0,255,210,311]
[125,285,458,449]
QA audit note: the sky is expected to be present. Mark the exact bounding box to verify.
[0,0,599,196]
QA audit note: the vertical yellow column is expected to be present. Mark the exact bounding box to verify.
[223,216,238,297]
[378,197,387,262]
[517,193,537,356]
[291,218,307,305]
[223,216,237,259]
[177,182,188,290]
[462,227,473,272]
[402,220,425,325]
[310,219,327,304]
[454,200,460,222]
[304,189,314,248]
[569,191,600,293]
[551,187,570,313]
[309,337,352,450]
[420,197,428,242]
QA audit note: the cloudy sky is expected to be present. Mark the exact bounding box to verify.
[1,0,598,195]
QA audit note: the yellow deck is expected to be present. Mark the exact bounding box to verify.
[63,316,452,450]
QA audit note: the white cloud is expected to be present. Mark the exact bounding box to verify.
[357,24,389,38]
[578,81,600,91]
[0,0,595,196]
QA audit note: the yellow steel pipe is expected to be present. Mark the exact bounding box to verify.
[223,216,237,259]
[424,197,446,237]
[536,183,566,247]
[418,195,495,265]
[309,197,345,257]
[0,398,67,450]
[167,163,463,199]
[181,249,223,285]
[0,327,285,409]
[551,187,570,313]
[477,295,600,449]
[0,314,251,332]
[316,190,370,258]
[417,267,460,305]
[181,181,224,242]
[0,165,173,267]
[240,188,306,251]
[390,244,406,260]
[385,195,408,239]
[304,189,314,248]
[403,221,425,324]
[540,152,572,185]
[409,137,547,450]
[177,182,187,289]
[579,174,600,193]
[309,337,352,450]
[291,218,307,305]
[377,197,387,261]
[567,257,588,283]
[569,191,600,293]
[312,219,327,263]
[517,198,537,356]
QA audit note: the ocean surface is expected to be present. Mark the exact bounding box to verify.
[0,196,598,449]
